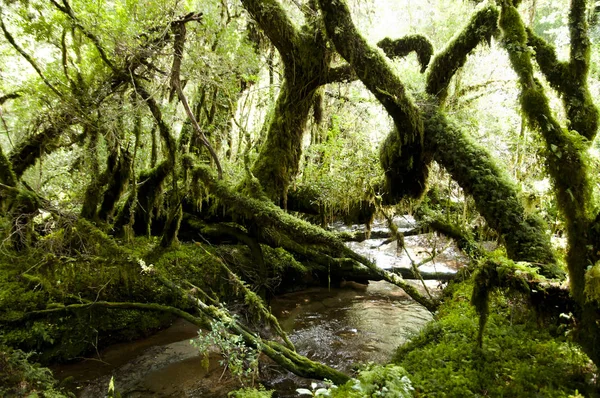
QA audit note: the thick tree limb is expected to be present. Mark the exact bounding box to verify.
[500,2,593,293]
[423,106,563,278]
[240,0,300,65]
[9,114,75,179]
[526,27,598,141]
[321,64,357,84]
[318,0,428,200]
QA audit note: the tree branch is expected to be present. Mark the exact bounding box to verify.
[526,23,598,140]
[499,1,592,302]
[49,0,117,71]
[240,0,301,65]
[426,4,499,102]
[318,0,428,200]
[378,34,434,73]
[170,20,223,178]
[321,64,357,85]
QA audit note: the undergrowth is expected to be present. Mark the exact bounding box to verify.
[393,281,593,397]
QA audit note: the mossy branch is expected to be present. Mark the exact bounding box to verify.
[240,0,301,65]
[9,113,75,179]
[426,4,499,102]
[318,0,427,199]
[423,107,563,278]
[0,144,17,188]
[196,244,295,351]
[526,28,598,141]
[321,64,357,84]
[136,85,177,166]
[569,0,591,78]
[377,35,434,73]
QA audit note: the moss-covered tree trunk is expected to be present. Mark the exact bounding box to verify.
[241,0,353,206]
[498,0,600,369]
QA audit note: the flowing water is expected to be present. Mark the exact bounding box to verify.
[52,217,467,397]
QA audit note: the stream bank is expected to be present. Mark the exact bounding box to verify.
[52,218,467,397]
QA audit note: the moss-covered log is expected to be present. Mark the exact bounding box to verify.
[319,0,428,200]
[423,107,562,278]
[425,5,499,102]
[377,35,434,73]
[193,166,439,311]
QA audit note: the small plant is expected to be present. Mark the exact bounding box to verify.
[191,318,260,385]
[228,385,274,397]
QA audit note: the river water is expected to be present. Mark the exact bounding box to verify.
[53,218,466,397]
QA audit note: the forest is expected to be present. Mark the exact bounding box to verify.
[1,0,600,396]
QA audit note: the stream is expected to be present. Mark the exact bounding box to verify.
[52,217,468,397]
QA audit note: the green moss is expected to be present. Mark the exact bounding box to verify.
[395,280,592,397]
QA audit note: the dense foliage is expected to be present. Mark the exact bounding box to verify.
[1,0,600,396]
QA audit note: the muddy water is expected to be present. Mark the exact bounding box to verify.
[54,281,434,397]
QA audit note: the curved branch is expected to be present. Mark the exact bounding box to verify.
[49,0,117,71]
[0,14,63,98]
[9,115,75,178]
[499,2,592,300]
[377,34,434,73]
[426,5,499,102]
[0,92,20,105]
[318,0,427,200]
